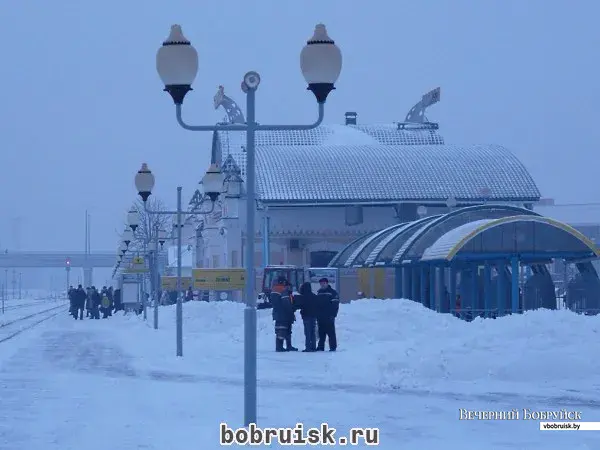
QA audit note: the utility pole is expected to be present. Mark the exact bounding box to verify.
[83,211,92,287]
[65,258,71,296]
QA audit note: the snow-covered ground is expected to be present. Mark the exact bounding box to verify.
[0,297,63,326]
[0,298,599,449]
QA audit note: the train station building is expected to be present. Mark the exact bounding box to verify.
[177,86,600,312]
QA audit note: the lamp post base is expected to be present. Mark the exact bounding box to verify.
[243,305,257,426]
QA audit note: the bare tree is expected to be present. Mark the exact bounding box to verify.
[118,197,172,301]
[126,197,172,251]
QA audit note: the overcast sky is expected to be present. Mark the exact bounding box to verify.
[0,0,598,252]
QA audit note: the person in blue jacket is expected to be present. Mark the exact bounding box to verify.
[315,278,339,351]
[296,282,318,352]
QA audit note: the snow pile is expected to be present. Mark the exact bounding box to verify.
[114,299,600,397]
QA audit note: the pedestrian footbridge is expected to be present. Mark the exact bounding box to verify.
[0,251,115,268]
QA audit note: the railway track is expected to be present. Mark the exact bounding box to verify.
[2,300,54,312]
[0,303,67,344]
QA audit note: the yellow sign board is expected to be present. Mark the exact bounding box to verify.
[357,268,371,297]
[192,268,246,291]
[373,267,386,299]
[161,276,192,290]
[125,256,147,273]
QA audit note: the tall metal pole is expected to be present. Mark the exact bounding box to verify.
[84,211,89,287]
[88,212,92,287]
[18,272,22,299]
[262,213,270,267]
[153,226,160,329]
[85,211,88,287]
[176,187,183,357]
[143,239,148,320]
[244,88,258,426]
[172,71,325,427]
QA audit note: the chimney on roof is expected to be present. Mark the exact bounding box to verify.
[344,112,357,125]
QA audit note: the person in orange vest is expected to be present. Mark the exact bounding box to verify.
[269,276,298,352]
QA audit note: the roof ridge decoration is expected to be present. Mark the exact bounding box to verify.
[221,153,241,175]
[188,189,203,208]
[401,87,441,129]
[221,153,243,182]
[213,85,245,125]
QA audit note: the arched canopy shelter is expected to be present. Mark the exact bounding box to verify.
[328,216,440,268]
[421,215,600,264]
[414,215,600,319]
[343,210,600,319]
[362,216,441,267]
[328,232,375,267]
[357,205,540,268]
[341,223,406,268]
[389,205,540,266]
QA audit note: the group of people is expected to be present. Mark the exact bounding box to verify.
[267,276,340,352]
[68,284,122,320]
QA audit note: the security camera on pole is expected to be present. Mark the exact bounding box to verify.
[133,162,223,338]
[154,22,342,426]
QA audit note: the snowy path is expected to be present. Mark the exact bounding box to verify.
[0,311,598,449]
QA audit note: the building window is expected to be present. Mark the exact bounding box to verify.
[310,251,338,267]
[231,250,239,267]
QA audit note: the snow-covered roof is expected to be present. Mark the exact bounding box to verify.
[214,124,444,177]
[254,144,540,203]
[217,123,443,148]
[421,219,494,261]
[421,215,600,261]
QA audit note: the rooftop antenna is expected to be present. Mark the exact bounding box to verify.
[399,87,441,130]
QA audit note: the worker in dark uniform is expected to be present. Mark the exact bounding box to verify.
[68,286,76,318]
[90,286,101,319]
[269,276,298,352]
[74,284,86,320]
[296,282,318,352]
[316,278,339,351]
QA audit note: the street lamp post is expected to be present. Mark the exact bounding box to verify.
[153,228,168,325]
[134,163,224,356]
[65,258,71,296]
[154,23,342,426]
[126,204,167,330]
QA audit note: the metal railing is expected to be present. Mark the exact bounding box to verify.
[446,289,600,321]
